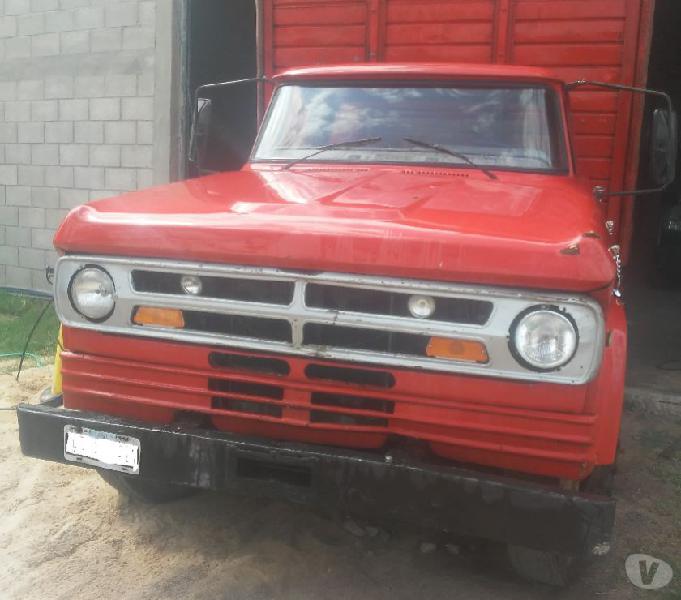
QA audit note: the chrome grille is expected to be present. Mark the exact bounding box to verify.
[54,256,605,384]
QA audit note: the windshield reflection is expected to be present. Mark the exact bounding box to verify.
[254,85,565,172]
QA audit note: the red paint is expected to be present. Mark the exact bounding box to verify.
[261,0,655,261]
[60,322,623,481]
[54,43,642,481]
[54,165,613,292]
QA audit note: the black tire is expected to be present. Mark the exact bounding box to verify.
[98,469,196,504]
[507,545,580,587]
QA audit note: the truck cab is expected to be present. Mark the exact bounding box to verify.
[19,63,633,586]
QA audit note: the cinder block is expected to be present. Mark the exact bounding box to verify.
[45,76,74,99]
[17,80,44,100]
[137,168,152,189]
[0,81,17,101]
[6,265,32,288]
[0,123,19,144]
[121,145,151,168]
[105,167,136,191]
[74,166,104,189]
[59,98,88,120]
[6,186,31,207]
[89,190,116,201]
[59,187,88,209]
[0,16,17,39]
[17,12,44,36]
[18,247,46,270]
[31,187,59,208]
[5,101,30,122]
[18,122,44,143]
[0,206,19,226]
[17,165,45,186]
[0,165,19,186]
[90,97,120,120]
[91,28,120,52]
[0,245,20,267]
[74,120,103,143]
[31,144,59,166]
[31,33,59,57]
[44,165,73,187]
[45,208,68,228]
[139,2,155,26]
[105,2,138,27]
[89,144,120,167]
[122,26,154,50]
[105,74,136,97]
[5,225,31,247]
[31,99,58,121]
[5,37,31,59]
[59,0,90,8]
[121,97,153,120]
[59,143,88,166]
[5,0,30,15]
[137,74,154,96]
[45,121,73,143]
[136,121,152,144]
[30,0,58,11]
[104,121,135,144]
[61,30,89,54]
[44,9,74,33]
[75,75,104,98]
[19,207,46,228]
[31,268,53,292]
[31,228,55,251]
[73,6,103,29]
[5,144,31,164]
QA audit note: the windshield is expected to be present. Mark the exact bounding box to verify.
[253,84,567,172]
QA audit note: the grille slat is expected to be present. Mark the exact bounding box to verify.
[306,283,493,325]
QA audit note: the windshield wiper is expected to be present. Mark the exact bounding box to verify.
[403,137,497,180]
[282,137,383,170]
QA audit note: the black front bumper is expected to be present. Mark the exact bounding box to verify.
[17,401,614,556]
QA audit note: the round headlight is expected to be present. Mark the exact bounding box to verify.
[68,266,115,322]
[408,295,436,319]
[510,307,578,371]
[181,274,202,296]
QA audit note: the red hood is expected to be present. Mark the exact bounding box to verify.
[54,165,614,292]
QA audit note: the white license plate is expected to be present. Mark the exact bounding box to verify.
[64,426,140,474]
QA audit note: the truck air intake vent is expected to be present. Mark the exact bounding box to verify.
[310,391,394,427]
[303,323,428,357]
[210,378,284,418]
[305,284,493,325]
[209,352,291,376]
[183,311,292,343]
[132,270,294,304]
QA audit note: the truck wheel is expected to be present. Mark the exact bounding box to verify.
[98,470,196,504]
[507,545,579,586]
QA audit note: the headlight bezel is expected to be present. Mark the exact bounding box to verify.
[67,264,116,323]
[508,305,579,372]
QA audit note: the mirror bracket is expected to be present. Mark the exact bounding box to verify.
[568,79,677,196]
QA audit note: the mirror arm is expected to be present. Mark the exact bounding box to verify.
[189,76,271,165]
[567,80,676,196]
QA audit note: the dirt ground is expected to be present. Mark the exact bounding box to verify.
[2,367,680,600]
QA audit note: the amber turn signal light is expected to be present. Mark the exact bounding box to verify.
[426,337,489,363]
[133,306,185,329]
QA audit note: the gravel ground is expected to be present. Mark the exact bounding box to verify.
[2,367,680,599]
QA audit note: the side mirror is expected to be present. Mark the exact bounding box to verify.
[189,97,214,175]
[650,108,678,187]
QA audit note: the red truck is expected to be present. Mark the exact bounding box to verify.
[17,1,677,587]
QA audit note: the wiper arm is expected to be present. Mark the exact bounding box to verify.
[403,137,497,180]
[282,137,383,170]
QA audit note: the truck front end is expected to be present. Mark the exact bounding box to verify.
[18,64,625,585]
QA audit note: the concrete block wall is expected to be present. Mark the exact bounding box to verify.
[0,0,162,291]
